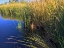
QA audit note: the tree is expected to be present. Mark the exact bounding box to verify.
[9,0,19,3]
[15,0,19,2]
[20,0,25,2]
[9,0,13,2]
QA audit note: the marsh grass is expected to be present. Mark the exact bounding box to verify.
[0,3,31,27]
[29,0,64,48]
[0,3,27,16]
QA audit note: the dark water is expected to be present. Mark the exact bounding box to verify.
[0,15,28,48]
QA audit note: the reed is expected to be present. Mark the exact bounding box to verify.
[29,0,64,48]
[0,3,31,27]
[0,3,27,16]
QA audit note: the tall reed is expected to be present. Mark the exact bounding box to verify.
[0,3,31,27]
[29,0,64,48]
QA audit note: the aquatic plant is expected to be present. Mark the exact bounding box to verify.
[29,0,64,48]
[0,3,27,16]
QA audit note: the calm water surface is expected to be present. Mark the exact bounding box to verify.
[0,15,28,48]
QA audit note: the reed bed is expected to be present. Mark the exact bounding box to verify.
[0,3,30,27]
[29,0,64,48]
[0,3,29,17]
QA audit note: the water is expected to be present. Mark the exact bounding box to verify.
[0,15,43,48]
[0,15,26,48]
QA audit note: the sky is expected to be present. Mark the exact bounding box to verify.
[0,0,30,4]
[0,0,9,4]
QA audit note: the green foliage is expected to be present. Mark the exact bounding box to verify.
[0,3,30,27]
[29,0,64,48]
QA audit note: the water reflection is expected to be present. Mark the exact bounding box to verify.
[0,15,25,48]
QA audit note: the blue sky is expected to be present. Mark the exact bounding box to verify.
[0,0,9,4]
[0,0,29,4]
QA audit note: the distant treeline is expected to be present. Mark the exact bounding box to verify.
[9,0,28,3]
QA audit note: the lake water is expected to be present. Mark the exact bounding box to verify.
[0,15,30,48]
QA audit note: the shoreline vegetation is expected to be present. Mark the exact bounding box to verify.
[0,3,28,16]
[0,0,64,48]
